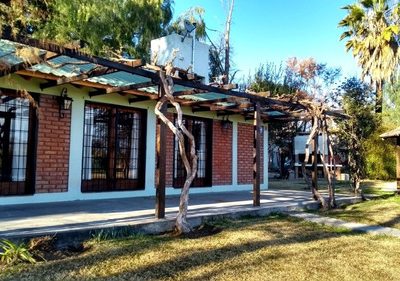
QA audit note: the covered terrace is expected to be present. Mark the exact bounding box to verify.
[0,35,343,219]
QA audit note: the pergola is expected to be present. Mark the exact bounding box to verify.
[0,35,344,217]
[380,127,400,193]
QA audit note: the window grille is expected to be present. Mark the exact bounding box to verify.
[173,116,212,188]
[0,91,36,196]
[81,103,146,192]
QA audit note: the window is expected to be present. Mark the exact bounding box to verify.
[0,91,36,196]
[173,116,212,188]
[82,103,146,192]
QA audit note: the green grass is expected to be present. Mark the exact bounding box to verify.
[2,215,400,281]
[269,178,396,196]
[321,196,400,230]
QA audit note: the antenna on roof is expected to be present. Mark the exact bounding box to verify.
[181,20,197,42]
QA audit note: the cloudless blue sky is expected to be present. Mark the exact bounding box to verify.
[173,0,359,80]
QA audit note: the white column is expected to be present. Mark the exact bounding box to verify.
[263,124,269,189]
[145,109,157,193]
[67,96,85,197]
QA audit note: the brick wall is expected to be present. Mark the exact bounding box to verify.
[35,95,71,193]
[155,113,175,187]
[237,123,264,185]
[157,117,233,187]
[212,121,232,185]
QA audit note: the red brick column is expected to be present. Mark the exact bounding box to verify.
[35,95,71,193]
[212,120,232,185]
[237,123,264,185]
[155,113,174,187]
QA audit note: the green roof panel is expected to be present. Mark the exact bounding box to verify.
[87,71,151,87]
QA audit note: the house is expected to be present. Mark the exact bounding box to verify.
[0,35,327,215]
[293,133,342,179]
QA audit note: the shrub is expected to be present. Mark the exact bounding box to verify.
[0,239,36,265]
[365,126,396,180]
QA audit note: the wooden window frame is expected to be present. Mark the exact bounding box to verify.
[0,89,37,196]
[81,102,147,192]
[172,115,212,188]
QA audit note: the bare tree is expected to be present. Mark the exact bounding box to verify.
[154,71,198,234]
[300,101,337,209]
[222,0,234,84]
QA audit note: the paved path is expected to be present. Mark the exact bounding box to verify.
[289,212,400,238]
[0,189,360,239]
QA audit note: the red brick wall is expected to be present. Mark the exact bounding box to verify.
[157,117,233,187]
[35,95,71,193]
[237,123,264,185]
[212,121,232,185]
[155,113,174,187]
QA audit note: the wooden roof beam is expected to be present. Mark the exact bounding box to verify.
[178,97,232,106]
[216,111,238,117]
[173,89,209,97]
[128,95,152,104]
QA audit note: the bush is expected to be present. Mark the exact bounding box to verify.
[365,126,396,180]
[0,239,36,265]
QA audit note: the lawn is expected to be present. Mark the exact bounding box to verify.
[269,178,396,196]
[321,196,400,230]
[2,215,400,281]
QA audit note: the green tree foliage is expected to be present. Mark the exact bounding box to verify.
[364,126,396,180]
[247,63,300,96]
[339,0,400,113]
[1,0,174,59]
[0,0,52,37]
[384,78,400,126]
[335,77,380,191]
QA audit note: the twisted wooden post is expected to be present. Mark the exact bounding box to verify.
[154,71,198,234]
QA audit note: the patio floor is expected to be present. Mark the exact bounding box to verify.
[0,190,358,239]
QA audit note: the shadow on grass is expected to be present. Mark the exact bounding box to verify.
[2,215,362,281]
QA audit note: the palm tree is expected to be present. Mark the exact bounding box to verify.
[339,0,400,113]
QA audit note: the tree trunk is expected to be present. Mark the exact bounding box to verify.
[375,80,383,114]
[223,0,234,84]
[302,116,327,209]
[154,71,198,234]
[320,120,336,209]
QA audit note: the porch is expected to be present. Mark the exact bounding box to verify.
[0,189,359,239]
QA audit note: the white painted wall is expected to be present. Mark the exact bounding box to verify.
[151,34,210,84]
[294,134,328,155]
[0,74,268,206]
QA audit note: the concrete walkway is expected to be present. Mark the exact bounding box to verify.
[0,190,361,239]
[290,212,400,238]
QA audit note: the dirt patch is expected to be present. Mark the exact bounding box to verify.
[181,223,223,239]
[28,236,90,262]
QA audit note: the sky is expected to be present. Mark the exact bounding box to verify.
[173,0,359,81]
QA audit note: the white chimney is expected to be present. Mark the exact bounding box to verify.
[151,33,210,84]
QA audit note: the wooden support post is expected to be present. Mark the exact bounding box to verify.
[155,87,167,219]
[295,154,299,179]
[253,102,261,207]
[397,137,400,194]
[312,130,318,191]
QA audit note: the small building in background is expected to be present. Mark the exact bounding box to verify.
[293,133,342,179]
